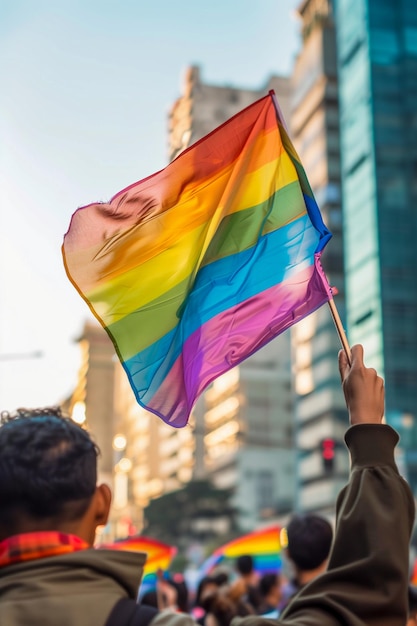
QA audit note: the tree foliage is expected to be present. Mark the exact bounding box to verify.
[143,479,239,548]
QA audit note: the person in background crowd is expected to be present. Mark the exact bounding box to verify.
[212,571,230,587]
[257,573,281,618]
[279,512,333,611]
[163,574,190,613]
[230,555,262,613]
[202,584,254,626]
[192,576,221,624]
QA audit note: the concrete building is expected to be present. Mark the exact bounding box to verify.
[168,65,291,161]
[334,0,417,488]
[65,320,117,488]
[289,0,349,512]
[112,367,195,537]
[168,66,296,530]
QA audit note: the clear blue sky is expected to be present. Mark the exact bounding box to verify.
[0,0,300,409]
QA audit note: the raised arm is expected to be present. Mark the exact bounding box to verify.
[232,345,415,626]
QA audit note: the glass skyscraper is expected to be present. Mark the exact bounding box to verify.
[290,0,349,513]
[335,0,417,487]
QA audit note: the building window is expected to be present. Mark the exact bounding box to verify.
[256,470,274,512]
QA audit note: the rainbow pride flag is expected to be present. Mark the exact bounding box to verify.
[63,91,332,427]
[100,535,177,582]
[411,557,417,585]
[200,525,282,576]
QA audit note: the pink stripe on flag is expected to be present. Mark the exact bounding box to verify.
[148,257,331,426]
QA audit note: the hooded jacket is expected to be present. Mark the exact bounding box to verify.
[0,546,194,626]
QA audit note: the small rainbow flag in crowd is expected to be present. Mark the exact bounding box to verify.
[101,535,177,582]
[411,557,417,585]
[63,91,332,427]
[200,525,282,576]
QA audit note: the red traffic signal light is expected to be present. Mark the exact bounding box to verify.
[321,438,335,471]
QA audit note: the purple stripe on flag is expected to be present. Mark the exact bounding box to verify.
[146,256,331,426]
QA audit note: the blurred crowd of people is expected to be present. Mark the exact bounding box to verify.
[196,513,333,624]
[140,512,335,624]
[140,508,417,626]
[143,541,417,626]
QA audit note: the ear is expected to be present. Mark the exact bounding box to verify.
[94,483,112,527]
[60,484,112,545]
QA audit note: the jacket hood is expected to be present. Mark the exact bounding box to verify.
[0,548,147,626]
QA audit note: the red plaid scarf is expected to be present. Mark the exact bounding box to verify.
[0,531,89,567]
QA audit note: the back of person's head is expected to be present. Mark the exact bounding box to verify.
[236,554,254,576]
[0,407,99,537]
[202,588,253,626]
[213,570,230,587]
[195,575,219,606]
[286,513,333,571]
[259,573,280,598]
[165,574,189,612]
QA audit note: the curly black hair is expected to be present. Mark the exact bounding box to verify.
[0,407,100,532]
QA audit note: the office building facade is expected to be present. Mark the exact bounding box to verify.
[290,0,349,512]
[335,0,417,487]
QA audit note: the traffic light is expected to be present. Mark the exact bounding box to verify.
[321,438,335,473]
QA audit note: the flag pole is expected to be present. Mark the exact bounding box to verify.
[271,91,351,366]
[328,298,351,366]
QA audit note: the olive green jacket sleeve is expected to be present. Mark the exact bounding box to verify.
[232,424,415,626]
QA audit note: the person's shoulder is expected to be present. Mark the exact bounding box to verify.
[150,610,199,626]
